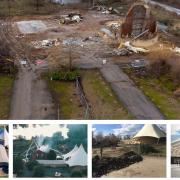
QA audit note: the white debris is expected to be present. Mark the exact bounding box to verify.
[102,59,107,65]
[124,41,149,53]
[31,39,60,49]
[100,28,114,38]
[173,47,180,54]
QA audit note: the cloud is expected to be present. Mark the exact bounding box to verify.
[92,128,96,132]
[157,124,166,132]
[13,124,69,140]
[113,124,143,137]
[171,125,180,134]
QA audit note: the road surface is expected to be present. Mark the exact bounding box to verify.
[145,0,180,16]
[100,64,164,120]
[102,156,166,178]
[10,62,56,120]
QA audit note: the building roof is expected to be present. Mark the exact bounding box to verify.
[133,124,166,139]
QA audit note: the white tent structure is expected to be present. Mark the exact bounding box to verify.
[0,145,8,164]
[63,145,78,160]
[4,129,9,148]
[65,144,87,167]
[133,124,166,144]
[0,127,8,147]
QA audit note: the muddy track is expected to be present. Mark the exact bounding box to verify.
[9,62,56,120]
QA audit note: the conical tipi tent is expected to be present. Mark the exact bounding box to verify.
[65,144,87,167]
[133,124,166,144]
[63,145,78,160]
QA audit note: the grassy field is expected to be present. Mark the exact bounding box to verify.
[46,70,132,120]
[125,69,180,119]
[0,75,14,119]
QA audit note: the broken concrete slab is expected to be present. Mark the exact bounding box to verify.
[16,20,47,34]
[100,64,164,119]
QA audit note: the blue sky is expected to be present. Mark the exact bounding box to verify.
[93,124,166,137]
[171,125,180,142]
[93,124,143,137]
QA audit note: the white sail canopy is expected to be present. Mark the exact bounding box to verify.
[63,145,78,160]
[133,124,166,139]
[65,144,87,167]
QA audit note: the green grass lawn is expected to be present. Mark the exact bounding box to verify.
[125,69,180,119]
[46,75,84,119]
[46,70,132,120]
[0,75,14,119]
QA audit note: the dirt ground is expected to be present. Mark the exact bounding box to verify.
[102,156,166,178]
[8,3,180,119]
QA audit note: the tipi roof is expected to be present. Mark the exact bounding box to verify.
[65,144,87,167]
[63,145,78,160]
[133,124,166,139]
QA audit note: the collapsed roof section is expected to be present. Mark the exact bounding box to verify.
[121,2,157,38]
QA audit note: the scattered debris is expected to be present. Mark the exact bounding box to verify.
[20,60,27,65]
[172,47,180,55]
[113,48,132,56]
[131,59,148,69]
[59,13,83,24]
[63,36,101,47]
[31,39,60,49]
[35,60,46,65]
[100,28,114,38]
[106,21,122,31]
[124,41,149,53]
[91,6,119,15]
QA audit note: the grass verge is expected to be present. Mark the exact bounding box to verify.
[0,75,14,119]
[46,69,132,120]
[124,69,180,119]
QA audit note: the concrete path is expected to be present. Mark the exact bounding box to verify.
[10,62,56,120]
[145,0,180,16]
[100,64,164,119]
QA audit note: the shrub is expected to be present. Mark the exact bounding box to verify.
[71,169,83,177]
[33,165,45,177]
[47,150,56,160]
[27,160,39,171]
[51,70,80,81]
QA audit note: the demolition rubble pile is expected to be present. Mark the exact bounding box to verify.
[113,41,149,56]
[63,35,101,47]
[59,13,83,24]
[31,39,60,49]
[91,6,120,15]
[92,151,143,177]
